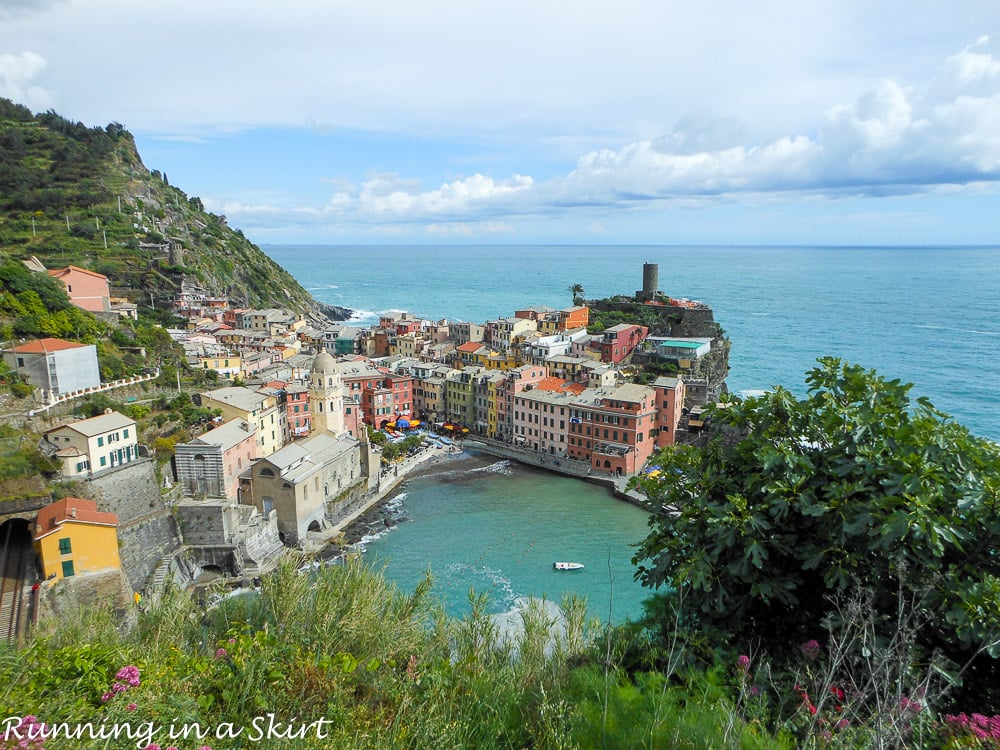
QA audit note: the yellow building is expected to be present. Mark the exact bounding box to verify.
[196,352,242,378]
[34,497,121,581]
[200,386,283,457]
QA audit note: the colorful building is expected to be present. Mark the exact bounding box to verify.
[591,324,649,365]
[568,383,658,475]
[651,376,686,448]
[558,306,589,331]
[42,411,139,478]
[495,364,548,441]
[512,387,578,456]
[200,386,283,457]
[174,418,258,501]
[34,497,121,581]
[46,265,111,314]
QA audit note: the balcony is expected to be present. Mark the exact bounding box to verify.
[593,442,633,457]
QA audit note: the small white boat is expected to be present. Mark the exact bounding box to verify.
[553,562,584,571]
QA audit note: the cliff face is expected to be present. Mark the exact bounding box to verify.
[589,297,731,405]
[0,98,348,322]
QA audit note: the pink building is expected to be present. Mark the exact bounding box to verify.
[495,364,547,441]
[512,388,578,456]
[591,324,648,364]
[47,266,111,314]
[174,418,258,501]
[568,383,658,476]
[651,376,685,448]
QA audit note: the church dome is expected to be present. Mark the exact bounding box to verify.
[311,350,338,375]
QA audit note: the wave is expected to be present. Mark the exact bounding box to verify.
[963,329,1000,337]
[469,460,514,476]
[384,492,408,512]
[353,526,395,551]
[348,308,378,322]
[306,284,340,290]
[442,562,519,611]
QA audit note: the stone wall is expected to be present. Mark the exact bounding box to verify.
[88,459,184,592]
[117,512,182,592]
[88,458,163,522]
[175,501,242,546]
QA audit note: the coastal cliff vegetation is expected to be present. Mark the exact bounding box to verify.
[0,98,345,320]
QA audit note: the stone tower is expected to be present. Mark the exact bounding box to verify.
[309,351,345,437]
[636,262,660,302]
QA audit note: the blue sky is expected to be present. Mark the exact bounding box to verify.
[3,1,1000,245]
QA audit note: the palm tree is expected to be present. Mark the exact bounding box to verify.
[568,283,584,306]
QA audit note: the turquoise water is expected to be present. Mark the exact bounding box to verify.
[361,457,653,622]
[266,244,1000,441]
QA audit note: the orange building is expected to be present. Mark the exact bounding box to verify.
[33,497,121,581]
[558,306,589,331]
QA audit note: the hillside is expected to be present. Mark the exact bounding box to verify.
[0,98,348,322]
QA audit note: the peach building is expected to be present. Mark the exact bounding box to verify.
[47,266,111,314]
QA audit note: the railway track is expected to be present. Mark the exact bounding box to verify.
[0,522,32,644]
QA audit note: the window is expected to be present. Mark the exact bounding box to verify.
[100,456,107,467]
[59,537,72,554]
[123,428,129,438]
[97,436,104,447]
[260,467,275,478]
[62,560,75,577]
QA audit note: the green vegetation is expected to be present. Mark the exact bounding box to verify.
[633,358,1000,715]
[587,301,683,335]
[0,558,801,749]
[0,97,339,317]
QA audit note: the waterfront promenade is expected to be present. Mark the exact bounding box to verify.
[461,437,649,507]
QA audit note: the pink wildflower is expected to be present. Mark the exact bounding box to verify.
[737,654,750,672]
[800,639,821,661]
[126,702,137,711]
[214,648,227,660]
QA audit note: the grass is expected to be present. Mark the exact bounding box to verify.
[1,558,994,749]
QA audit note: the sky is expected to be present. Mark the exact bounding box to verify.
[2,1,1000,246]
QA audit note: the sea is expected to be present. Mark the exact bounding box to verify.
[264,244,1000,622]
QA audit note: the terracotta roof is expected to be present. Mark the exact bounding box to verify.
[10,338,89,354]
[47,265,109,281]
[34,497,119,540]
[457,341,483,353]
[536,377,587,394]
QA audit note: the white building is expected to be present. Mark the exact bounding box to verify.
[42,411,139,478]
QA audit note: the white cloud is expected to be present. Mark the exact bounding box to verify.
[350,173,534,219]
[0,50,54,111]
[425,221,515,236]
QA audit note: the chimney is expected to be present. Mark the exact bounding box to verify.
[69,507,77,518]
